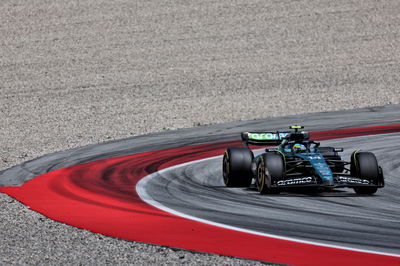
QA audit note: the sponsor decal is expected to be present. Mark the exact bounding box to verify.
[338,176,369,184]
[248,132,289,141]
[277,177,314,186]
[307,155,322,160]
[248,133,277,140]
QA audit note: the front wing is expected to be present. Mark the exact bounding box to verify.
[271,175,384,189]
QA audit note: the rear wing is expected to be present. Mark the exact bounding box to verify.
[241,131,291,146]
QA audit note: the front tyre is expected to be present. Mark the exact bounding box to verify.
[257,153,284,194]
[351,151,380,195]
[222,147,254,187]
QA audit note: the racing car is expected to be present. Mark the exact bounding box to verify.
[222,126,384,195]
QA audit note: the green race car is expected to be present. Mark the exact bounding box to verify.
[222,126,384,194]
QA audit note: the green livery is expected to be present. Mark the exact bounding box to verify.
[224,125,384,195]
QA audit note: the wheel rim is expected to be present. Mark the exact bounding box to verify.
[257,159,265,192]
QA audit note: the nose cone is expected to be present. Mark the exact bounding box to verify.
[301,154,334,183]
[316,164,334,183]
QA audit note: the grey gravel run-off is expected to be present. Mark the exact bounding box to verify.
[1,0,400,265]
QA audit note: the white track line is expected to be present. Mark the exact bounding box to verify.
[136,155,400,258]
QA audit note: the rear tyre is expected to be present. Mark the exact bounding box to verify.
[351,151,379,195]
[257,153,284,194]
[222,147,254,187]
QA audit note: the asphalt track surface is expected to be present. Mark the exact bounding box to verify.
[1,105,400,265]
[142,132,400,255]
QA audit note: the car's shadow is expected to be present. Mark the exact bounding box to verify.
[242,187,379,197]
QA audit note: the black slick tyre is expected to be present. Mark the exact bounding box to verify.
[256,153,284,194]
[351,151,379,195]
[222,147,254,187]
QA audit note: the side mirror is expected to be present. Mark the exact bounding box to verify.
[334,148,344,152]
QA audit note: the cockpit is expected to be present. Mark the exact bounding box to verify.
[280,132,319,153]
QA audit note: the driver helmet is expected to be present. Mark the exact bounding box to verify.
[293,143,307,153]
